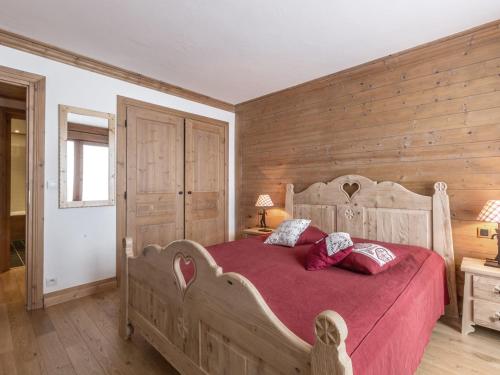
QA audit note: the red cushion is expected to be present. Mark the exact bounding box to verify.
[304,239,353,270]
[337,243,401,275]
[296,226,327,246]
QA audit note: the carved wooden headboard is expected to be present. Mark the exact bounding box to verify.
[285,174,458,320]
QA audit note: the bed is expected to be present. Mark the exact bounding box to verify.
[119,175,459,375]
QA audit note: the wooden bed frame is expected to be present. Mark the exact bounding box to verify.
[119,175,459,375]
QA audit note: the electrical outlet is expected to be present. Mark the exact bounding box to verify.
[45,277,57,287]
[477,227,490,238]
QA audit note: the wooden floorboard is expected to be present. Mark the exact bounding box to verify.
[1,267,500,374]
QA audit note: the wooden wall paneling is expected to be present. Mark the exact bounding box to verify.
[185,119,228,246]
[235,21,500,299]
[0,28,234,112]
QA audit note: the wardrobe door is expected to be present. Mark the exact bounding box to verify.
[126,106,184,253]
[185,119,227,246]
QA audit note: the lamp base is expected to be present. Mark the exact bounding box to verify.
[258,228,273,233]
[484,258,500,268]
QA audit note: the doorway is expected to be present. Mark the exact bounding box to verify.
[0,66,45,310]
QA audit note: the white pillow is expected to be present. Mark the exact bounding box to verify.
[325,232,353,256]
[264,219,311,247]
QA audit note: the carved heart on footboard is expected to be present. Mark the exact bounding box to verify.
[173,253,196,298]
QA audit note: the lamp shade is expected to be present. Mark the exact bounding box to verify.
[477,200,500,223]
[255,194,274,208]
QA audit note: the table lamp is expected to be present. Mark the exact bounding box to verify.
[477,200,500,268]
[255,194,274,232]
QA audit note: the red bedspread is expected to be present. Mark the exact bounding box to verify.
[206,236,447,375]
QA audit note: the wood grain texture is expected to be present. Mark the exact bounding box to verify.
[285,175,459,320]
[0,267,179,375]
[116,97,229,285]
[236,20,500,299]
[121,238,321,374]
[1,267,499,374]
[185,118,228,246]
[43,277,117,308]
[0,28,235,112]
[126,106,185,254]
[121,171,456,375]
[461,257,500,335]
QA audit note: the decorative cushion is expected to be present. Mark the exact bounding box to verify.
[305,239,353,271]
[295,226,328,246]
[324,232,353,256]
[264,219,311,247]
[338,243,399,275]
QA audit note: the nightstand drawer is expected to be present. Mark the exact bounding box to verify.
[473,300,500,331]
[473,275,500,302]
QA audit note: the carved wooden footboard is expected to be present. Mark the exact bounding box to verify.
[119,238,352,375]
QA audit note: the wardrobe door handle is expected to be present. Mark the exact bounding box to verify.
[178,191,183,195]
[187,191,192,195]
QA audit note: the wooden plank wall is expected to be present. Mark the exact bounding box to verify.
[236,21,500,296]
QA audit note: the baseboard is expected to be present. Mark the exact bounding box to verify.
[43,277,117,308]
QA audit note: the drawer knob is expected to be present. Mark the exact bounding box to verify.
[495,285,500,294]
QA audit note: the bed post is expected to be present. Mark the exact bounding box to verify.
[119,237,134,339]
[311,311,352,375]
[285,183,294,218]
[432,182,459,321]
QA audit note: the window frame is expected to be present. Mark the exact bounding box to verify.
[59,105,115,208]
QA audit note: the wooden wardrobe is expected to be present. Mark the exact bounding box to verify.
[117,98,228,263]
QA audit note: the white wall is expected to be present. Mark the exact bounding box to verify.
[0,45,236,293]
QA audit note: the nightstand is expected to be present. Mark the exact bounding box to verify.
[242,227,274,238]
[461,257,500,335]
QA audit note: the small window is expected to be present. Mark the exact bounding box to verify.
[59,105,115,208]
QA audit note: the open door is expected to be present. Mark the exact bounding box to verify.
[0,110,10,272]
[0,66,45,309]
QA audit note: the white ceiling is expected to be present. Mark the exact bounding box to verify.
[1,1,499,104]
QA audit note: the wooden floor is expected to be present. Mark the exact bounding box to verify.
[1,267,500,375]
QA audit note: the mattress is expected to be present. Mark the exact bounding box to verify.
[205,235,447,375]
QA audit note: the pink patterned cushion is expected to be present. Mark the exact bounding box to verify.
[338,243,399,275]
[304,237,353,271]
[295,226,327,246]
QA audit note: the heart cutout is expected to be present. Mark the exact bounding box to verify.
[173,254,196,298]
[341,182,360,200]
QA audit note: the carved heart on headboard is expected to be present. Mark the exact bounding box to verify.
[173,253,196,298]
[341,182,360,200]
